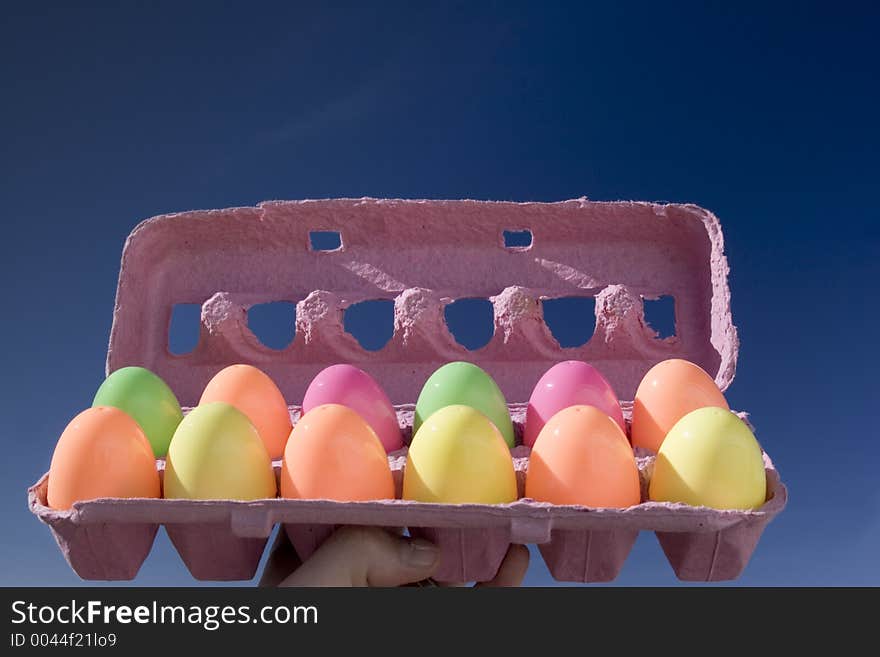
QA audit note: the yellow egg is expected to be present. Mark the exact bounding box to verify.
[649,407,766,510]
[403,405,517,504]
[164,402,277,500]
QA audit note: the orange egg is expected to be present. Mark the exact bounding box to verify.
[526,405,640,508]
[631,358,729,452]
[199,364,292,459]
[281,404,394,501]
[47,406,160,510]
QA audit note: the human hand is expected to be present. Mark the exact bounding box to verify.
[260,526,529,587]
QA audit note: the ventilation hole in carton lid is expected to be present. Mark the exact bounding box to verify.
[247,301,296,350]
[344,299,395,351]
[542,296,596,347]
[445,298,495,350]
[169,303,201,355]
[309,230,342,252]
[503,229,533,249]
[643,295,676,338]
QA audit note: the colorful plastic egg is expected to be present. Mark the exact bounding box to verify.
[164,402,276,500]
[649,407,766,510]
[198,364,292,459]
[413,362,515,448]
[281,404,394,501]
[92,366,183,457]
[632,358,728,452]
[526,405,639,507]
[524,360,625,446]
[302,364,402,453]
[47,406,160,510]
[403,405,517,504]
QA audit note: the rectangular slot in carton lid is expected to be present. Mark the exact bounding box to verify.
[107,198,738,406]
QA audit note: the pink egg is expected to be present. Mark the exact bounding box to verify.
[524,361,625,447]
[302,364,403,452]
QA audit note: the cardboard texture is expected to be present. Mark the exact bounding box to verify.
[28,198,787,583]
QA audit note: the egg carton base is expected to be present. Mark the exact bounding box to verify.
[29,458,785,584]
[29,410,786,584]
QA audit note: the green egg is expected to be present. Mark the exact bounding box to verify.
[413,362,515,447]
[93,366,183,457]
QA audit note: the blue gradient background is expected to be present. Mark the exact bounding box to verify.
[2,2,877,586]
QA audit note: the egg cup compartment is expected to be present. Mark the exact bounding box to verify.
[29,199,787,583]
[540,529,639,582]
[284,523,337,562]
[655,521,768,582]
[410,527,512,583]
[165,523,268,581]
[28,474,158,580]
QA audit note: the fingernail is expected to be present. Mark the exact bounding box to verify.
[403,538,439,567]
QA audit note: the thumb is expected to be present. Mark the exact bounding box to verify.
[278,526,440,587]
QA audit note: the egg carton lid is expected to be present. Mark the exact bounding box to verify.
[107,198,737,406]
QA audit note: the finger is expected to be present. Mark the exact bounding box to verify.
[278,526,440,587]
[259,529,303,587]
[475,544,530,588]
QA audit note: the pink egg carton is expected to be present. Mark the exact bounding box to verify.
[28,198,787,583]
